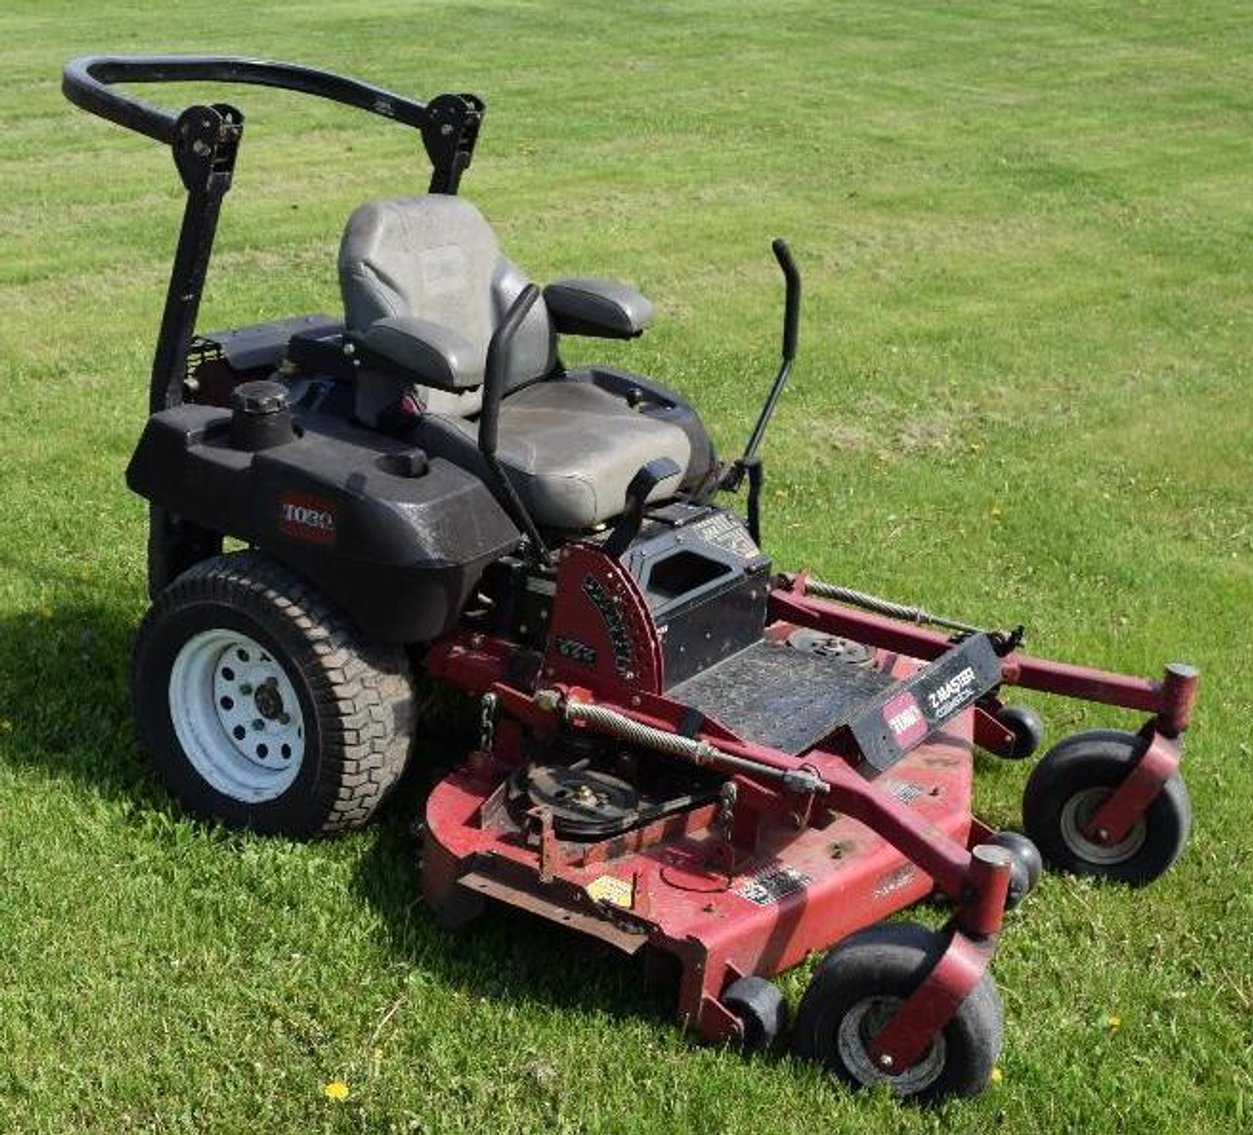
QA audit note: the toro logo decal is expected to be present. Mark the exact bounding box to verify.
[278,492,337,547]
[882,691,928,748]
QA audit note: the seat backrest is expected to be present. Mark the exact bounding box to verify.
[338,195,555,415]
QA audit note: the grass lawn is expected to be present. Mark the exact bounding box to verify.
[2,1,1251,1131]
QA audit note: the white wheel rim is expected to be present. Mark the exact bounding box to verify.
[836,995,947,1096]
[168,629,306,803]
[1059,786,1147,865]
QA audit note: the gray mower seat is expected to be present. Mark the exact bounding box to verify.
[422,380,693,530]
[338,194,702,529]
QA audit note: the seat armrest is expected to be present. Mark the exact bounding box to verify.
[543,277,653,340]
[353,316,484,391]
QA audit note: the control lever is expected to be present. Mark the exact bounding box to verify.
[696,239,801,545]
[737,238,801,472]
[603,457,682,557]
[479,285,551,563]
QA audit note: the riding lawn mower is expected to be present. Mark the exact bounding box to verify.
[62,55,1199,1102]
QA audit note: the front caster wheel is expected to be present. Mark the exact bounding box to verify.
[723,975,788,1050]
[990,704,1044,760]
[1022,729,1191,886]
[133,552,415,837]
[987,830,1043,909]
[794,923,1002,1103]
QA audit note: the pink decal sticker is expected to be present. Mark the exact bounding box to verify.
[882,691,927,748]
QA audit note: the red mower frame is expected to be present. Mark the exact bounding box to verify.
[420,545,1198,1082]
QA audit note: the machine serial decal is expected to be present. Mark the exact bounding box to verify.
[277,492,337,546]
[872,864,917,899]
[586,874,634,909]
[883,778,927,805]
[582,574,634,676]
[735,865,812,906]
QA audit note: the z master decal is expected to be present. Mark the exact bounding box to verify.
[926,665,979,719]
[847,633,1003,773]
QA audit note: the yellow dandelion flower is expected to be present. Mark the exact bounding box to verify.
[990,1066,1004,1084]
[1107,1015,1122,1031]
[323,1080,350,1101]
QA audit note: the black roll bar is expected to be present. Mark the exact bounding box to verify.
[62,56,484,191]
[62,54,486,416]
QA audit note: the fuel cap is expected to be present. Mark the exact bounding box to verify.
[232,379,289,415]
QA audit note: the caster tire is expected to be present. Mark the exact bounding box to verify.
[723,975,788,1050]
[1022,729,1190,886]
[986,831,1043,908]
[993,704,1045,760]
[794,923,1002,1103]
[133,552,414,837]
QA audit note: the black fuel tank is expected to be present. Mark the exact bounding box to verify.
[127,402,521,643]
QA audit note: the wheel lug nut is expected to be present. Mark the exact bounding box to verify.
[253,719,265,731]
[240,683,253,695]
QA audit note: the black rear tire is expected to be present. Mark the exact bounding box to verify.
[1022,729,1190,885]
[133,552,414,836]
[794,923,1002,1103]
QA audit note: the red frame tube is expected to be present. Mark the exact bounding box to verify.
[770,587,1199,731]
[552,691,980,904]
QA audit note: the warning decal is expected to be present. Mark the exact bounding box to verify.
[587,874,634,909]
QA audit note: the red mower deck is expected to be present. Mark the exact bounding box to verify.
[424,698,982,1041]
